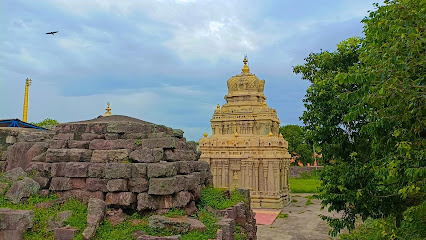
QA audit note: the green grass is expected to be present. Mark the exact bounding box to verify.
[277,213,289,219]
[0,194,88,240]
[305,199,313,206]
[199,187,246,210]
[0,186,248,240]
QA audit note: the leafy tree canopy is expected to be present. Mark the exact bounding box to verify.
[279,125,314,164]
[294,0,425,237]
[30,118,59,130]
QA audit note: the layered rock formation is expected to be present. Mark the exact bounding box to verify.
[7,115,211,212]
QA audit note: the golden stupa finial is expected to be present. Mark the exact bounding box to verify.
[103,102,112,116]
[204,132,208,138]
[217,104,220,110]
[242,55,250,73]
[279,133,283,138]
[268,131,273,137]
[234,131,239,137]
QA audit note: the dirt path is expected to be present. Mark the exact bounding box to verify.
[257,194,341,240]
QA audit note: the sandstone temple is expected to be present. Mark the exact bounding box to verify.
[199,57,291,209]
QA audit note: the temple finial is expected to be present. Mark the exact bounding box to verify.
[242,55,250,73]
[103,102,112,116]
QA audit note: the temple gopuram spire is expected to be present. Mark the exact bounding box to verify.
[199,58,291,209]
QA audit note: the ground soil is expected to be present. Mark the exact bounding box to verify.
[257,194,342,240]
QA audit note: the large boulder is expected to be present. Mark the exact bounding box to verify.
[82,198,106,240]
[6,177,40,204]
[2,167,27,182]
[0,208,34,240]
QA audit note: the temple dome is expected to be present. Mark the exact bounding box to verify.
[226,56,265,94]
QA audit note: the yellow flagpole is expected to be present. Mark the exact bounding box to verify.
[23,78,32,122]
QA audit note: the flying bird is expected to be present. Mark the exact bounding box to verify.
[46,31,58,35]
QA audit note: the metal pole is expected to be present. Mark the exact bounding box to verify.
[22,78,32,122]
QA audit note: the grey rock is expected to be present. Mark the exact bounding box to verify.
[3,167,27,182]
[148,215,190,234]
[82,198,106,240]
[6,177,40,204]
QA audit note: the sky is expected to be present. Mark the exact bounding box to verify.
[0,0,378,141]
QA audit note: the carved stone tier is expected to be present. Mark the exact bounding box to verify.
[199,57,291,208]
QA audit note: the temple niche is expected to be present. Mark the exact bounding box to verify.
[199,57,291,209]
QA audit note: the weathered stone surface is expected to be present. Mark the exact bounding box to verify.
[137,193,159,211]
[149,215,190,234]
[148,176,184,195]
[147,162,178,178]
[106,122,153,134]
[172,191,192,208]
[0,208,34,240]
[25,162,51,177]
[34,196,69,209]
[50,177,72,191]
[89,139,135,150]
[54,133,74,141]
[182,173,200,191]
[140,137,176,149]
[64,162,90,177]
[106,208,128,226]
[137,235,181,240]
[86,178,108,192]
[216,218,236,240]
[2,167,27,182]
[105,133,118,140]
[185,201,197,215]
[17,131,53,142]
[193,161,210,172]
[173,129,184,139]
[128,178,149,193]
[54,227,79,240]
[131,163,147,178]
[6,142,46,171]
[6,177,40,204]
[0,161,6,172]
[164,150,198,162]
[129,148,164,163]
[46,210,73,231]
[82,198,106,240]
[0,182,9,195]
[107,179,128,192]
[105,163,131,179]
[32,177,50,188]
[88,163,105,178]
[51,163,67,177]
[186,217,206,232]
[48,140,68,149]
[46,149,92,162]
[81,133,104,141]
[31,152,47,162]
[72,178,87,189]
[56,190,104,203]
[177,161,194,174]
[105,192,136,206]
[91,149,129,163]
[38,189,50,196]
[68,140,90,149]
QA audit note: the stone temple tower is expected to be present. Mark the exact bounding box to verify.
[199,57,291,208]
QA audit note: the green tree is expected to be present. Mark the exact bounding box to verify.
[30,118,59,130]
[279,125,314,164]
[294,0,425,237]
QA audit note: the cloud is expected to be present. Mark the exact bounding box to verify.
[0,0,381,141]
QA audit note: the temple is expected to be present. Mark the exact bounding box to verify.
[199,57,291,208]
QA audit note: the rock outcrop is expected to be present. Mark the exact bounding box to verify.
[13,115,212,213]
[0,208,34,240]
[82,198,106,240]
